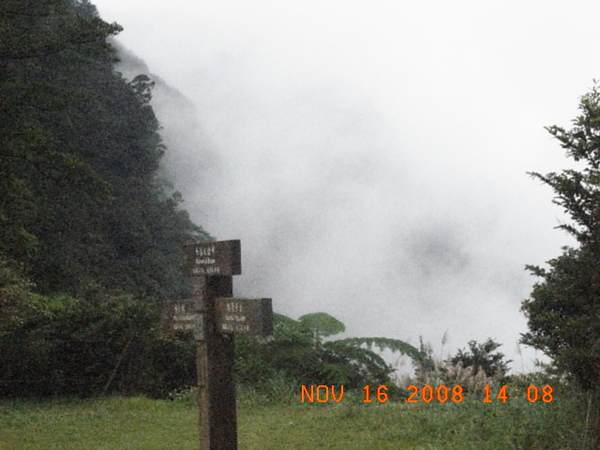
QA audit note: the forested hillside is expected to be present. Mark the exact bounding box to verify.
[0,0,209,397]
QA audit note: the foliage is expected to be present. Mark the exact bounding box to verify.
[450,338,511,381]
[0,253,42,335]
[235,312,425,394]
[522,246,600,390]
[0,0,122,62]
[0,0,210,398]
[521,82,600,390]
[408,338,511,395]
[412,336,436,379]
[521,81,600,444]
[0,288,197,398]
[298,311,345,345]
[0,0,210,301]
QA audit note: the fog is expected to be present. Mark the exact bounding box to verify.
[94,0,600,373]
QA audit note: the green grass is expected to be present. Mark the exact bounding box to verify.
[240,396,588,449]
[0,397,197,450]
[0,389,593,449]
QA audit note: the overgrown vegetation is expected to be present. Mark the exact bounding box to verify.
[410,337,512,395]
[0,0,207,397]
[0,0,210,300]
[235,312,425,398]
[0,276,198,398]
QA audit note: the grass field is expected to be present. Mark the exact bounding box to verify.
[0,388,593,449]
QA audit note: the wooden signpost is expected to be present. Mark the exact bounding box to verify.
[163,240,273,450]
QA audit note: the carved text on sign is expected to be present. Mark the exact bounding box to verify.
[215,298,273,336]
[184,240,241,277]
[162,299,202,333]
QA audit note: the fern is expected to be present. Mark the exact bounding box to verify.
[334,337,426,363]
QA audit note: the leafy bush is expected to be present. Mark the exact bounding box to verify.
[0,287,196,398]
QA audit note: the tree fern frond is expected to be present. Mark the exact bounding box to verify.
[334,337,425,363]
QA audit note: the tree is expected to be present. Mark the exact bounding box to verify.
[521,81,600,439]
[451,338,511,381]
[0,0,121,62]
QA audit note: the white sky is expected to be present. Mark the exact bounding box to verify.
[93,0,600,373]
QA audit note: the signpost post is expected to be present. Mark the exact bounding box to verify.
[163,240,273,450]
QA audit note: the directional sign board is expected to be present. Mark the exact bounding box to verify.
[162,299,203,337]
[183,240,241,277]
[215,298,273,336]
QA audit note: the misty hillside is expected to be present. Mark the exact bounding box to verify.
[110,41,222,222]
[0,0,212,397]
[0,1,209,300]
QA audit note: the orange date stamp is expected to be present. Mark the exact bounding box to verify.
[300,384,555,403]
